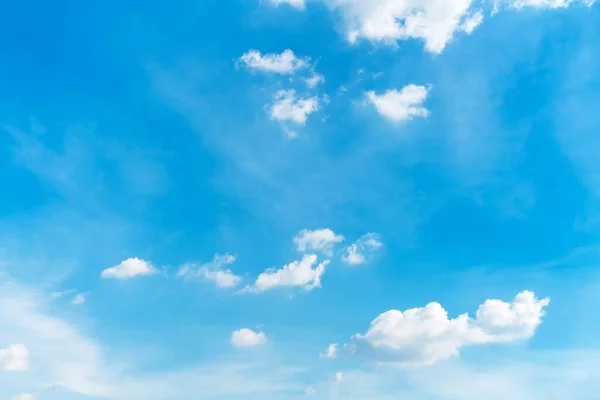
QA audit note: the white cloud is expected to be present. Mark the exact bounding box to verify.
[240,254,328,293]
[321,343,338,358]
[318,0,480,53]
[459,10,484,34]
[304,385,316,395]
[502,0,594,9]
[0,344,29,371]
[10,394,36,400]
[267,0,595,53]
[100,257,158,279]
[239,49,308,74]
[341,291,550,366]
[231,328,267,347]
[269,90,320,125]
[366,85,430,122]
[293,228,344,255]
[71,293,87,305]
[342,233,382,265]
[335,372,343,382]
[178,254,242,288]
[50,289,76,299]
[268,0,306,9]
[305,73,325,88]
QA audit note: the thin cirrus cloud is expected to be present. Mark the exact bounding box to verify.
[268,0,306,9]
[342,233,382,265]
[268,0,594,53]
[178,253,242,289]
[332,291,550,366]
[231,328,268,347]
[100,257,158,279]
[269,90,320,125]
[10,394,36,400]
[238,49,309,74]
[0,344,29,372]
[239,254,329,293]
[366,85,430,122]
[293,228,344,256]
[71,292,88,305]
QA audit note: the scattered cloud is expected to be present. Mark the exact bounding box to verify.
[178,254,242,288]
[0,344,29,371]
[335,372,343,382]
[100,257,158,279]
[304,385,316,395]
[339,291,550,366]
[239,49,308,74]
[293,228,344,256]
[50,289,77,299]
[268,0,306,9]
[268,1,594,53]
[501,0,595,10]
[231,328,268,347]
[366,85,430,122]
[71,293,88,305]
[240,254,328,293]
[342,233,382,265]
[321,343,338,358]
[269,90,320,125]
[305,73,325,88]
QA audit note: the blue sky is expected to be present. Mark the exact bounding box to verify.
[1,0,600,399]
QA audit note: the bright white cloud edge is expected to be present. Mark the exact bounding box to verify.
[100,257,158,279]
[231,328,268,347]
[334,290,550,366]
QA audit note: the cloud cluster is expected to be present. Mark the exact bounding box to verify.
[269,0,594,53]
[342,233,382,265]
[335,291,549,365]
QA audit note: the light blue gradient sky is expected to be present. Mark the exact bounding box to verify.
[1,1,600,399]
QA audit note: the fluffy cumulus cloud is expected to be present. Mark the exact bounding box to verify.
[231,328,268,347]
[366,85,430,122]
[338,291,550,366]
[100,257,158,279]
[335,372,343,382]
[269,0,594,53]
[178,254,242,288]
[269,90,320,125]
[0,344,29,371]
[342,233,382,265]
[294,228,344,255]
[240,254,328,293]
[239,49,308,74]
